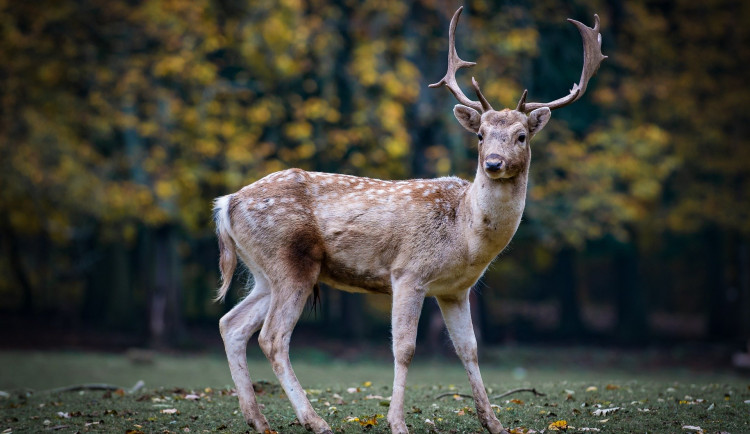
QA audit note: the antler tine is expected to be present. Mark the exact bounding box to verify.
[522,14,608,112]
[429,7,489,113]
[472,77,493,112]
[515,89,528,112]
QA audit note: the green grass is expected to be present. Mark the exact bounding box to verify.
[1,349,748,433]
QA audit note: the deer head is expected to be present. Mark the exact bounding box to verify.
[430,7,607,180]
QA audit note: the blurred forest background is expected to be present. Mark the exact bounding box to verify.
[1,0,748,354]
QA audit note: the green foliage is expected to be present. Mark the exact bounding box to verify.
[0,0,747,339]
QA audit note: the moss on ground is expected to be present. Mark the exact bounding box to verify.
[1,350,748,433]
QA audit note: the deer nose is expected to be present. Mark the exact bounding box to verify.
[484,156,505,172]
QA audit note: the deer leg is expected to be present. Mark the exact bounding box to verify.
[437,292,508,434]
[387,283,426,434]
[258,281,331,434]
[219,277,272,432]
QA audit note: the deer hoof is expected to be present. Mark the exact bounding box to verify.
[303,416,332,434]
[249,416,270,433]
[389,421,409,434]
[482,417,508,434]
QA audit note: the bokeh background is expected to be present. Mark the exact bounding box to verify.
[1,0,748,362]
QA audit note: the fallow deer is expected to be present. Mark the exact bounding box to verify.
[215,7,606,434]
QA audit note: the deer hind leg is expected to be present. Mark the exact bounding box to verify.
[387,281,426,434]
[219,274,272,432]
[258,275,331,434]
[437,292,508,434]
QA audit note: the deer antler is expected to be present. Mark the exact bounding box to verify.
[518,14,607,112]
[429,7,493,113]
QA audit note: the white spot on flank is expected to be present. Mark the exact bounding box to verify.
[402,189,411,194]
[376,189,385,194]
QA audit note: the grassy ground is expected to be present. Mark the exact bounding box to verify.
[1,348,748,433]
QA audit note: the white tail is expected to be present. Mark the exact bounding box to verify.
[216,7,604,434]
[213,194,236,303]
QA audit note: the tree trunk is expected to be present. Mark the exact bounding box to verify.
[556,247,584,339]
[106,241,133,329]
[0,214,34,313]
[340,292,365,340]
[150,225,185,348]
[738,239,750,343]
[707,227,736,340]
[614,234,648,344]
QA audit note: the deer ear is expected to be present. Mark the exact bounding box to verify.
[528,107,551,138]
[453,104,481,133]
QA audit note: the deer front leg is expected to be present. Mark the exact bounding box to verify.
[219,280,272,432]
[437,292,508,434]
[388,282,426,434]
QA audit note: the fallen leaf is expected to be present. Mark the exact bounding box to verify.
[510,399,524,405]
[592,407,619,416]
[363,381,372,387]
[161,408,179,415]
[585,386,598,392]
[185,394,200,400]
[346,387,359,394]
[548,420,568,431]
[578,429,601,432]
[682,425,703,432]
[605,384,620,390]
[358,416,377,427]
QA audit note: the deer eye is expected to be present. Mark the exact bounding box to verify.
[518,133,526,143]
[477,133,483,141]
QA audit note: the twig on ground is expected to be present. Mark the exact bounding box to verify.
[491,388,546,399]
[436,392,474,400]
[44,380,145,395]
[437,387,546,401]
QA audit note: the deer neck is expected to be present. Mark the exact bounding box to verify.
[462,166,528,261]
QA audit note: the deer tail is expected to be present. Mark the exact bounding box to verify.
[213,194,236,303]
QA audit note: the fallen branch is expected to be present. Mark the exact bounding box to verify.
[437,387,546,401]
[45,380,145,395]
[491,388,546,400]
[436,392,474,400]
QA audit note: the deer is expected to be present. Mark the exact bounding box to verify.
[214,6,606,434]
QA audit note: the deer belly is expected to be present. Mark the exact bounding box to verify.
[318,256,392,295]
